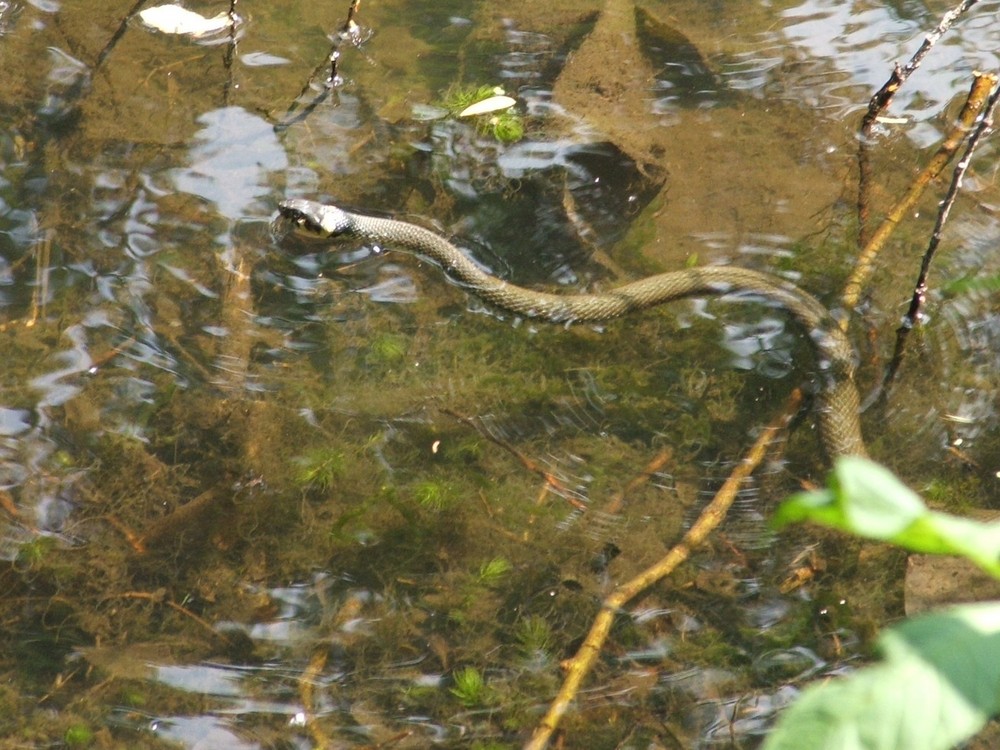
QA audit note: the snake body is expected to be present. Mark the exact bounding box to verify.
[278,198,866,458]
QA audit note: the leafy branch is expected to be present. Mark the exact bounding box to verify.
[765,458,1000,750]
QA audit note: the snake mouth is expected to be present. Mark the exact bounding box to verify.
[276,201,327,238]
[278,201,321,234]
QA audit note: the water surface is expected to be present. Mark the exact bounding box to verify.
[0,1,998,747]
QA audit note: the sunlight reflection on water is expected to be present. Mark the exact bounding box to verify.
[171,107,287,223]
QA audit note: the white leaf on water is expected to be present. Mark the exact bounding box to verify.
[457,95,516,118]
[240,51,291,67]
[138,4,233,38]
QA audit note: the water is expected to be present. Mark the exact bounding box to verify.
[0,1,998,747]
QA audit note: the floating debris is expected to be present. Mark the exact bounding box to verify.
[457,94,517,118]
[138,4,233,38]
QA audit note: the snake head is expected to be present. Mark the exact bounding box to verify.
[278,199,352,237]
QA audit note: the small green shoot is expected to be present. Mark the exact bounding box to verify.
[450,666,488,707]
[476,557,512,585]
[441,85,524,143]
[15,537,56,569]
[293,448,345,490]
[489,112,524,144]
[515,615,553,655]
[365,333,407,368]
[64,724,94,747]
[443,84,505,113]
[413,480,455,510]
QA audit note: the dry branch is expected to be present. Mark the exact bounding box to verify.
[525,391,801,749]
[842,72,996,318]
[857,0,981,244]
[879,75,1000,393]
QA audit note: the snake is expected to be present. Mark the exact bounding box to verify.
[277,198,866,458]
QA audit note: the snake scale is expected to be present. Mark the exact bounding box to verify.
[278,198,866,458]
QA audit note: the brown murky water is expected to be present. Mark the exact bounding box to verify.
[0,1,999,747]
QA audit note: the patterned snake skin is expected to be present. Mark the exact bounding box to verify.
[278,198,866,458]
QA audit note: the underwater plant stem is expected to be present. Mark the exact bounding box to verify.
[441,407,584,509]
[525,391,800,750]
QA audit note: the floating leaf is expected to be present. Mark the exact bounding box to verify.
[457,95,516,118]
[138,5,233,38]
[240,51,290,67]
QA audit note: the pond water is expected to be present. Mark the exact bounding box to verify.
[0,1,999,748]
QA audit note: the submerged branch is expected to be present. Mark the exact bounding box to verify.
[222,0,240,105]
[525,391,801,750]
[94,0,150,72]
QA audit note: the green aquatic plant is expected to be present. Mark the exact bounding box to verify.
[293,447,345,490]
[488,111,524,144]
[413,479,455,510]
[441,84,524,144]
[365,333,407,368]
[15,536,56,569]
[450,665,488,707]
[476,557,512,585]
[442,84,504,112]
[64,724,94,747]
[515,615,553,656]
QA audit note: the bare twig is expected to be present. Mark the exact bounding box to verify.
[222,0,240,105]
[862,0,980,134]
[857,0,981,246]
[903,76,1000,327]
[344,0,362,35]
[599,446,673,517]
[879,74,1000,393]
[300,649,334,749]
[94,0,150,71]
[119,590,222,640]
[525,391,801,749]
[842,71,995,319]
[275,1,368,131]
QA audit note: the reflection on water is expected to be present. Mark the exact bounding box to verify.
[171,107,287,222]
[0,0,997,747]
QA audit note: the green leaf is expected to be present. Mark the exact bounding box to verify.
[763,602,1000,750]
[773,457,1000,579]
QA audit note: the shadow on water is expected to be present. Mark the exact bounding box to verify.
[0,0,998,747]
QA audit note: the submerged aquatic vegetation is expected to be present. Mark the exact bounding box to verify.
[365,332,408,369]
[515,615,553,657]
[450,665,490,707]
[441,84,524,144]
[477,557,512,585]
[293,447,345,490]
[63,724,94,747]
[413,479,456,510]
